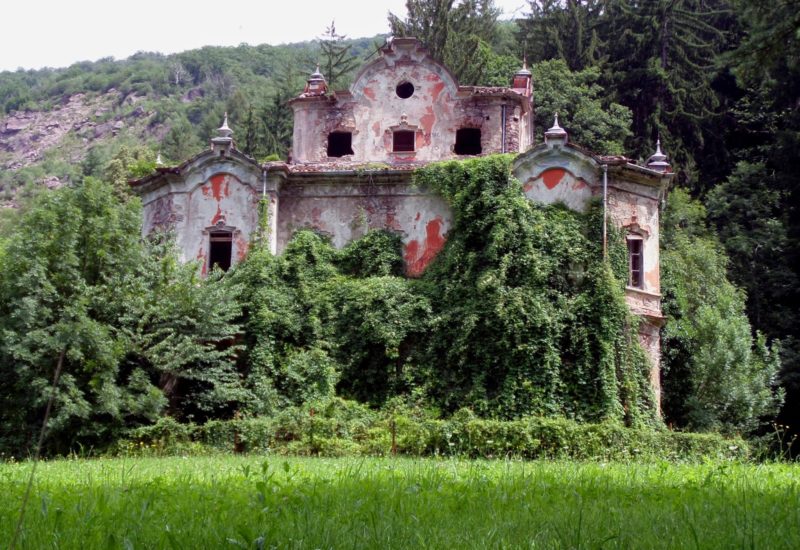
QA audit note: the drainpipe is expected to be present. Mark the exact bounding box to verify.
[602,164,608,259]
[261,166,268,245]
[500,105,507,153]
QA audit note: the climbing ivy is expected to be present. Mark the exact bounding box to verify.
[233,155,658,426]
[413,155,657,424]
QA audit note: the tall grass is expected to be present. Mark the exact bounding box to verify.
[1,456,798,548]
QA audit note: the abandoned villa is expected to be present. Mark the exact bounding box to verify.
[132,37,672,405]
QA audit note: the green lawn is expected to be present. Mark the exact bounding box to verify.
[1,455,798,549]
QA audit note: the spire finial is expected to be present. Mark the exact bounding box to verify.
[646,136,670,172]
[217,112,233,138]
[545,112,568,145]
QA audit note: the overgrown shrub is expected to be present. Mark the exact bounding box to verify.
[115,403,747,461]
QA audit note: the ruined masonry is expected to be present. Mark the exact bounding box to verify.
[132,37,672,407]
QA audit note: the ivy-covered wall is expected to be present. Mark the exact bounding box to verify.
[234,155,660,425]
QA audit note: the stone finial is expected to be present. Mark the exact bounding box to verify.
[211,112,235,154]
[217,112,233,138]
[646,138,670,173]
[303,65,328,97]
[544,112,568,145]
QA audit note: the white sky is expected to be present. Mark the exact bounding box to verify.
[0,1,529,72]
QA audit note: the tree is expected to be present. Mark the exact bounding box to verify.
[389,0,501,82]
[531,59,632,154]
[103,145,157,199]
[0,176,247,455]
[317,21,361,90]
[713,0,800,437]
[602,0,733,181]
[0,178,159,454]
[660,189,783,434]
[161,115,203,162]
[413,156,657,423]
[517,0,608,71]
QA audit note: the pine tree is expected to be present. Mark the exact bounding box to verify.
[317,21,361,90]
[389,0,500,82]
[602,0,732,183]
[517,0,608,71]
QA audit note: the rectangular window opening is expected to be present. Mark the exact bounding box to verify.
[327,131,354,157]
[628,237,643,289]
[209,231,233,272]
[393,130,415,152]
[455,128,482,155]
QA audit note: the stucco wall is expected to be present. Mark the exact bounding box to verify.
[276,179,451,277]
[139,158,261,274]
[291,40,529,164]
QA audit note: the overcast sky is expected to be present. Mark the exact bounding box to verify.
[0,1,529,72]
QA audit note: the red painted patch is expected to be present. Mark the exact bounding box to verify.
[363,87,376,101]
[211,205,224,225]
[235,234,249,262]
[209,174,229,201]
[385,212,400,231]
[572,178,587,190]
[416,131,425,150]
[424,73,440,82]
[404,217,446,277]
[197,247,208,277]
[414,212,421,221]
[541,168,566,190]
[430,82,445,102]
[372,121,381,137]
[420,107,435,146]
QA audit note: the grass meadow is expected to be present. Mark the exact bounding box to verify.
[1,455,798,549]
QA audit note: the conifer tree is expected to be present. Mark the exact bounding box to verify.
[602,0,732,181]
[389,0,500,82]
[517,0,607,71]
[317,21,361,90]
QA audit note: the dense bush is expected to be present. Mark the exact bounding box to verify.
[114,399,748,461]
[661,189,783,434]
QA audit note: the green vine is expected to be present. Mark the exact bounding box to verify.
[234,155,658,426]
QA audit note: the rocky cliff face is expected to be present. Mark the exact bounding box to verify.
[0,90,166,203]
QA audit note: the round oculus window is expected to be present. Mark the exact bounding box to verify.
[396,81,414,99]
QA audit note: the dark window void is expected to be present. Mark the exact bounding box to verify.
[327,131,354,157]
[209,231,233,271]
[396,81,414,99]
[628,237,643,289]
[393,130,415,152]
[455,128,482,155]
